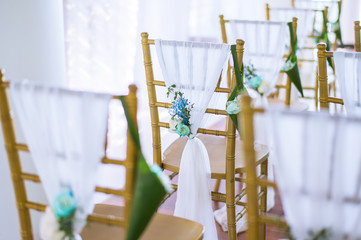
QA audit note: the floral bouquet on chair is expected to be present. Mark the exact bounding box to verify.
[244,63,269,97]
[40,188,82,240]
[167,84,194,137]
[226,62,269,115]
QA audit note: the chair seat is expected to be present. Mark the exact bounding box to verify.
[267,98,309,112]
[162,134,269,179]
[81,204,203,240]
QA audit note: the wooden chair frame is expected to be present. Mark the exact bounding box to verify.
[317,43,344,110]
[141,32,269,240]
[0,71,137,239]
[240,95,288,240]
[355,21,361,52]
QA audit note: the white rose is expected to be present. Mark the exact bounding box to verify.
[169,118,181,131]
[40,207,65,240]
[258,80,270,94]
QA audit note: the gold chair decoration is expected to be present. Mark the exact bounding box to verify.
[141,33,269,240]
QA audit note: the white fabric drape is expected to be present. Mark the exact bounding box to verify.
[228,20,287,97]
[10,80,111,234]
[334,51,361,116]
[269,110,361,239]
[155,39,230,240]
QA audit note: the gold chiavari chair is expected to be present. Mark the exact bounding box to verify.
[266,5,323,108]
[351,21,360,52]
[141,33,269,240]
[0,71,203,240]
[239,95,288,240]
[219,15,308,110]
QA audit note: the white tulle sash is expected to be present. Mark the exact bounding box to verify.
[174,137,217,240]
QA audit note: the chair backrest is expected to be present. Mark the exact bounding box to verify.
[141,32,242,168]
[349,21,360,53]
[268,107,361,239]
[219,17,287,99]
[265,12,303,106]
[266,5,315,49]
[239,95,287,240]
[0,71,138,239]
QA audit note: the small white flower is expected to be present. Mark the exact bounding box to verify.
[169,118,182,131]
[258,80,270,94]
[40,207,65,240]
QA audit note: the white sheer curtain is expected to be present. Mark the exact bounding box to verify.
[228,20,287,97]
[155,39,230,240]
[10,80,111,235]
[269,110,361,239]
[334,52,361,116]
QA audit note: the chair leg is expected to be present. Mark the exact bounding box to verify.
[259,159,268,240]
[226,197,236,240]
[226,171,236,239]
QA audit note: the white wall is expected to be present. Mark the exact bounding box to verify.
[0,0,65,239]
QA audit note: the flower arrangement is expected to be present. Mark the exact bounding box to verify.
[226,63,269,115]
[244,63,269,96]
[40,189,80,240]
[226,95,242,115]
[167,84,194,137]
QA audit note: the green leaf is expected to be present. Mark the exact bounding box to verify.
[228,45,247,135]
[284,22,304,97]
[119,96,167,240]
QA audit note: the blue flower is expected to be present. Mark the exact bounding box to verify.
[248,76,262,89]
[53,189,76,218]
[226,100,241,114]
[175,123,190,137]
